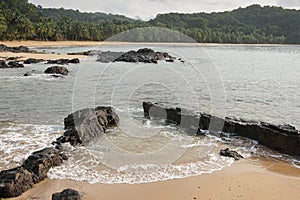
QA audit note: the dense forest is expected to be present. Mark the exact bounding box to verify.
[0,0,299,44]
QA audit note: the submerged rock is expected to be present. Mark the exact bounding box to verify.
[52,189,81,200]
[220,148,244,160]
[56,106,119,146]
[44,66,69,76]
[142,102,300,157]
[24,70,36,76]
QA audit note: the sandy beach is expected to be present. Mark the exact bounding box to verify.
[7,158,300,200]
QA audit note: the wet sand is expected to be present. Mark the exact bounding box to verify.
[8,158,300,200]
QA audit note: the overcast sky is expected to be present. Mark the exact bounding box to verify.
[28,0,300,20]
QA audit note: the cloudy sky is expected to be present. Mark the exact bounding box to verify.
[28,0,300,20]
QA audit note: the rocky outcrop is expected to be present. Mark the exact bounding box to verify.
[24,58,45,64]
[46,58,80,65]
[142,102,300,157]
[52,189,81,200]
[0,44,34,53]
[96,48,178,63]
[220,148,244,160]
[44,66,69,76]
[0,146,67,198]
[0,60,24,68]
[115,48,176,63]
[55,106,119,146]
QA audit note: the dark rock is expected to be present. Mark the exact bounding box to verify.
[0,167,33,198]
[0,60,8,68]
[22,147,67,184]
[69,58,80,64]
[24,58,45,64]
[52,189,81,200]
[44,66,69,76]
[0,146,67,198]
[142,102,300,157]
[220,148,243,160]
[96,48,176,63]
[7,61,24,68]
[56,107,119,146]
[0,44,34,53]
[47,58,80,65]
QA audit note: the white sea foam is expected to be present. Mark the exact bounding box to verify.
[0,123,63,170]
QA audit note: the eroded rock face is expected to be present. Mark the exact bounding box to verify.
[142,102,300,157]
[44,66,69,76]
[22,147,67,183]
[52,189,81,200]
[0,146,67,198]
[220,148,244,160]
[56,106,119,146]
[0,167,33,198]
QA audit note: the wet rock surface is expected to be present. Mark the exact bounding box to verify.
[44,66,69,76]
[220,148,244,160]
[56,106,119,146]
[143,102,300,157]
[52,188,81,200]
[0,60,24,68]
[0,146,67,198]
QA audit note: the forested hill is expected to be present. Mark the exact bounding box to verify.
[0,0,299,44]
[40,8,135,23]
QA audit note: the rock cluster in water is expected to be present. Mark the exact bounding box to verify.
[143,102,300,157]
[96,48,178,63]
[0,44,34,53]
[0,60,24,68]
[0,106,119,198]
[44,66,69,76]
[0,147,67,198]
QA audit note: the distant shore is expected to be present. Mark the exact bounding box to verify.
[8,158,300,200]
[1,40,299,48]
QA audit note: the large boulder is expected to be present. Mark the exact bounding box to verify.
[0,60,8,68]
[7,61,24,68]
[56,106,119,146]
[142,102,300,157]
[52,189,81,200]
[44,66,69,76]
[0,167,33,198]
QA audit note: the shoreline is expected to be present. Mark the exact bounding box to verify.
[1,40,300,48]
[7,157,300,200]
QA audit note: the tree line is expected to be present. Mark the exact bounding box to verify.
[0,0,299,44]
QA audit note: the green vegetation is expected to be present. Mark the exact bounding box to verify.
[0,0,299,44]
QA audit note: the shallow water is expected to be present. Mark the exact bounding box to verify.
[0,44,299,183]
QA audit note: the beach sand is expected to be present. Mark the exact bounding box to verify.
[8,158,300,200]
